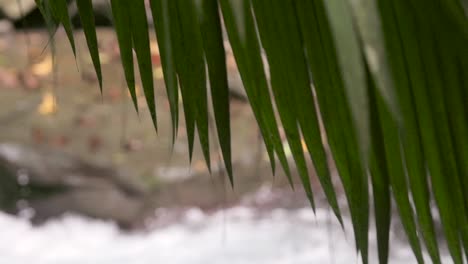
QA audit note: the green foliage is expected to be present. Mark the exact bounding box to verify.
[35,0,468,263]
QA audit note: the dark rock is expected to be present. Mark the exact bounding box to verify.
[0,143,148,229]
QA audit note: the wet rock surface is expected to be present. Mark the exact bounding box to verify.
[0,143,148,228]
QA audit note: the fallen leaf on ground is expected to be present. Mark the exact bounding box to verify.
[31,127,47,144]
[193,160,207,173]
[81,71,99,84]
[122,138,143,152]
[75,115,96,128]
[0,67,19,88]
[19,69,41,90]
[88,135,102,152]
[31,55,53,77]
[107,86,122,102]
[37,91,57,115]
[50,135,70,147]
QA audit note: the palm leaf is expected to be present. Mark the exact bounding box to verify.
[149,0,179,142]
[129,0,158,130]
[109,0,138,112]
[195,0,233,184]
[76,0,103,90]
[39,0,468,263]
[219,0,292,181]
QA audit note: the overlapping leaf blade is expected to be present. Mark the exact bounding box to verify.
[369,69,424,263]
[76,0,103,90]
[34,0,58,50]
[368,72,391,264]
[419,3,468,257]
[110,0,138,112]
[171,0,211,168]
[129,0,158,130]
[294,1,369,261]
[376,0,442,262]
[195,0,233,184]
[252,0,315,209]
[252,0,344,222]
[164,0,196,160]
[219,0,292,182]
[381,0,465,262]
[322,0,369,162]
[49,0,75,56]
[149,0,179,143]
[349,0,399,120]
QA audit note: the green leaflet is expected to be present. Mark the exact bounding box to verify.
[281,1,343,222]
[387,0,463,262]
[295,1,369,262]
[322,0,369,163]
[76,0,103,90]
[195,0,233,184]
[34,0,58,52]
[368,71,391,264]
[252,0,315,209]
[129,0,157,130]
[425,4,468,257]
[110,0,138,112]
[149,0,179,143]
[420,11,468,259]
[349,0,400,121]
[376,0,441,262]
[370,70,424,263]
[166,0,196,160]
[219,0,292,182]
[172,0,210,169]
[49,0,75,56]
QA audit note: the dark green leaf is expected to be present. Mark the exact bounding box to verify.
[376,1,441,262]
[129,0,157,130]
[383,0,464,262]
[149,0,179,142]
[49,0,76,56]
[295,1,369,261]
[252,0,315,209]
[172,0,210,169]
[76,0,103,90]
[166,0,196,160]
[219,0,292,182]
[110,0,138,112]
[195,0,233,184]
[368,73,391,264]
[322,0,369,162]
[369,68,424,263]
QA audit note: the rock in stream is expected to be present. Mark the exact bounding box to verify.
[0,143,149,229]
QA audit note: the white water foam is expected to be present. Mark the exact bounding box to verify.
[0,207,449,264]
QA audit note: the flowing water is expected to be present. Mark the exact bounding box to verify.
[0,206,450,264]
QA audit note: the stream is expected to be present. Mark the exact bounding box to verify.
[0,206,450,264]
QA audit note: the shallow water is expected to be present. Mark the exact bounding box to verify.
[0,207,448,264]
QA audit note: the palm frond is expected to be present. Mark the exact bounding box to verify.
[36,0,468,263]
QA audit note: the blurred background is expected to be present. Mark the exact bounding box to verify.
[0,1,449,263]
